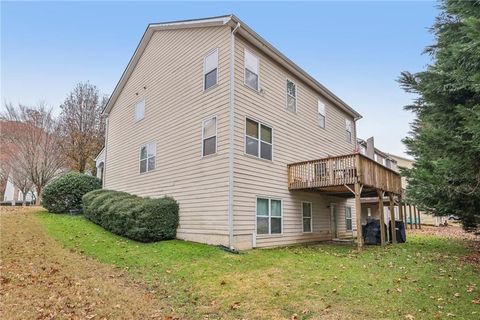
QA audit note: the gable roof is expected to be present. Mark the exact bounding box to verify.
[103,15,362,119]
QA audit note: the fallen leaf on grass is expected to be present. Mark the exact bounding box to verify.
[230,302,240,310]
[472,298,480,305]
[405,314,415,320]
[454,293,460,298]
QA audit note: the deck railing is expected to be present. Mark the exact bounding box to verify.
[287,153,402,195]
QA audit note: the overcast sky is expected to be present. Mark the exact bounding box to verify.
[1,1,439,157]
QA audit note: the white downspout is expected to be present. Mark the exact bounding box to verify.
[103,116,109,188]
[228,22,240,249]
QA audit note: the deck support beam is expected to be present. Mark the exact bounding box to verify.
[408,204,413,229]
[389,193,397,244]
[413,205,418,229]
[403,203,408,232]
[398,195,404,226]
[354,182,363,249]
[377,190,386,246]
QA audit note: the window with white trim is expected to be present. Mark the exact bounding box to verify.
[318,100,326,128]
[204,49,218,90]
[245,118,272,160]
[244,49,259,90]
[346,119,353,143]
[202,116,217,156]
[256,197,282,235]
[302,202,312,233]
[135,99,145,121]
[345,206,353,231]
[139,142,156,173]
[286,79,297,112]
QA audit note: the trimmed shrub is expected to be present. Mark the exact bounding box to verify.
[42,172,101,213]
[82,189,179,242]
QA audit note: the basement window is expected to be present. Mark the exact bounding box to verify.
[257,197,282,235]
[345,206,353,231]
[302,202,312,233]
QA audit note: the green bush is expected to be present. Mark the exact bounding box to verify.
[42,172,101,213]
[82,189,179,242]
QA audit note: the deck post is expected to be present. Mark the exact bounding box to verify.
[398,195,404,224]
[354,182,363,249]
[403,203,408,231]
[377,190,386,246]
[413,206,418,229]
[417,207,422,229]
[389,193,397,244]
[408,204,413,229]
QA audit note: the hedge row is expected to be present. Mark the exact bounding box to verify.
[82,189,179,242]
[42,172,101,213]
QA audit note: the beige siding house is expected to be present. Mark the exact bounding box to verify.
[102,15,402,250]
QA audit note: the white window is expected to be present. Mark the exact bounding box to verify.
[204,49,218,90]
[286,79,297,112]
[245,118,272,160]
[345,206,353,231]
[360,145,366,155]
[202,116,217,156]
[318,100,326,128]
[139,142,156,173]
[302,202,312,233]
[345,119,353,143]
[135,99,145,121]
[256,197,282,235]
[244,49,259,90]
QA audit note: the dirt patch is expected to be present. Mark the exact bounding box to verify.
[0,207,172,319]
[409,224,478,241]
[410,225,480,271]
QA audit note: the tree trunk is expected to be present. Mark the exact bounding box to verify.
[21,190,26,207]
[35,185,42,206]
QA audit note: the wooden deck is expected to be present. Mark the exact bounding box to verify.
[287,153,402,196]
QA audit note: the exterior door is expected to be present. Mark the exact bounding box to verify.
[330,203,338,238]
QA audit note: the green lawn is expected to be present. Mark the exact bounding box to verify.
[37,211,479,319]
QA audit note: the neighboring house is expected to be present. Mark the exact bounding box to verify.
[101,15,402,249]
[0,120,36,205]
[387,153,446,226]
[95,147,105,182]
[2,175,35,205]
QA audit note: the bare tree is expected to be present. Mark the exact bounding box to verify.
[1,103,66,205]
[59,82,106,173]
[1,157,34,205]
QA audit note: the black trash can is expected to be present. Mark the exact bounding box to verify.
[389,220,406,243]
[362,218,388,245]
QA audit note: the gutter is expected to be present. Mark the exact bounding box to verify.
[228,21,240,249]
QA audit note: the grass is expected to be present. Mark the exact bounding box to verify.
[37,210,479,319]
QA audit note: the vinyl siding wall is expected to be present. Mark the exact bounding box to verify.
[104,26,232,245]
[232,35,358,249]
